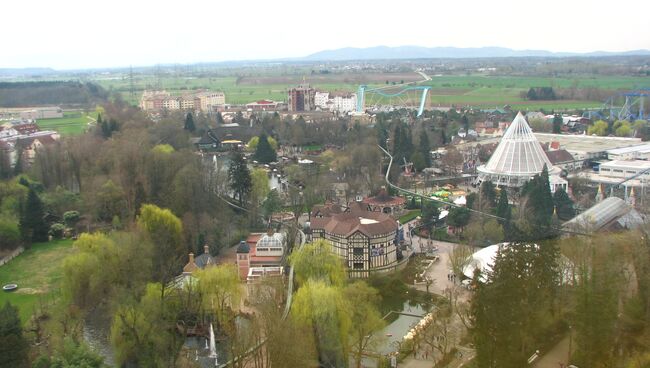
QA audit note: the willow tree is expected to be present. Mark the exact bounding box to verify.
[292,280,351,368]
[345,281,386,368]
[110,283,183,367]
[195,264,242,326]
[137,204,184,294]
[289,239,346,287]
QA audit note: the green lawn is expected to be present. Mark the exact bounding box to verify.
[0,239,76,322]
[36,112,96,135]
[95,73,650,111]
[399,209,421,224]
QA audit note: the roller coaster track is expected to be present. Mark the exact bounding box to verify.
[357,71,432,117]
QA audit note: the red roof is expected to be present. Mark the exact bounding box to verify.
[362,190,406,206]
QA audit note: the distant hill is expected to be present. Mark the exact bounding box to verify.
[303,46,650,61]
[0,68,58,77]
[0,81,108,107]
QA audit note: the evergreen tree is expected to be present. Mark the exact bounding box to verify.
[376,121,389,149]
[13,149,24,176]
[0,149,11,179]
[462,114,470,132]
[215,111,225,125]
[480,180,497,210]
[440,130,447,145]
[495,189,512,238]
[553,188,575,221]
[520,165,553,239]
[419,130,432,167]
[184,112,196,133]
[472,243,560,367]
[263,189,282,218]
[466,192,478,210]
[20,187,48,242]
[253,134,277,164]
[228,151,252,206]
[133,181,146,218]
[100,120,111,139]
[447,206,470,229]
[0,302,29,368]
[109,119,119,134]
[552,114,563,134]
[96,113,102,126]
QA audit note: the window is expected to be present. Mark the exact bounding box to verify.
[353,262,364,269]
[353,247,364,256]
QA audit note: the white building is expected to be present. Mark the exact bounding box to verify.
[331,93,357,113]
[607,144,650,161]
[477,112,566,192]
[162,98,180,110]
[599,160,650,180]
[314,92,330,109]
[313,91,357,112]
[197,92,226,111]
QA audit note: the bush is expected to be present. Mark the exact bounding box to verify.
[49,223,65,239]
[0,217,21,250]
[63,211,80,228]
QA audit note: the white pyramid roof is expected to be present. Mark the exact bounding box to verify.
[480,112,553,176]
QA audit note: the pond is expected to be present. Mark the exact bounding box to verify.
[377,301,430,355]
[83,307,116,367]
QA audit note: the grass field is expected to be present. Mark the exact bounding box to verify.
[0,239,76,322]
[399,209,422,224]
[36,111,96,135]
[95,72,650,111]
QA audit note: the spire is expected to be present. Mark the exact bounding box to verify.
[596,183,605,202]
[480,112,554,176]
[628,186,637,207]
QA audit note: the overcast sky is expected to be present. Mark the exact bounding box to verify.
[4,0,650,69]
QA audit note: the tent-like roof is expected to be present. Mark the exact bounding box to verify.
[478,112,555,181]
[563,197,645,233]
[462,243,504,282]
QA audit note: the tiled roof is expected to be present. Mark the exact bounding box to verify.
[311,211,397,238]
[545,149,574,164]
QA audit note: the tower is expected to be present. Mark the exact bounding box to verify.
[236,240,250,281]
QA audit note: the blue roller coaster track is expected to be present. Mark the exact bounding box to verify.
[357,85,431,117]
[601,89,650,121]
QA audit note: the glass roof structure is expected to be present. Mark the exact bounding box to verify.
[477,112,559,187]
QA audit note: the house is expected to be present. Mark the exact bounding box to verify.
[13,123,40,135]
[545,149,579,171]
[196,130,221,152]
[236,229,286,282]
[15,134,58,164]
[310,202,401,278]
[0,127,19,139]
[362,189,406,216]
[245,100,282,111]
[175,245,217,288]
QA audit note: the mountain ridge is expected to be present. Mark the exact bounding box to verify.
[303,45,650,60]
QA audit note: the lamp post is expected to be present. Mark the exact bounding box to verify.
[567,325,572,364]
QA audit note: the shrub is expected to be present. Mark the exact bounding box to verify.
[49,223,65,239]
[0,217,21,250]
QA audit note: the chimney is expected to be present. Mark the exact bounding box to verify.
[204,244,210,254]
[188,252,194,264]
[267,227,274,236]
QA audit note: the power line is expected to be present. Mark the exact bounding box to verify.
[377,145,589,237]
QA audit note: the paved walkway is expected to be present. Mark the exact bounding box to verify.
[533,336,571,368]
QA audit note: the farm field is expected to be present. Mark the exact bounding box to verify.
[0,239,75,322]
[93,73,650,110]
[36,111,97,135]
